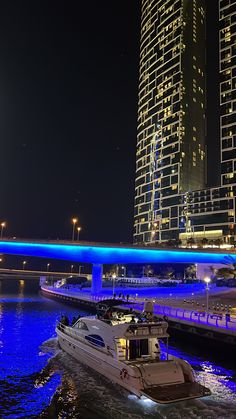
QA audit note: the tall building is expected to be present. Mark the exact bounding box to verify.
[219,0,236,187]
[134,0,236,246]
[134,0,206,243]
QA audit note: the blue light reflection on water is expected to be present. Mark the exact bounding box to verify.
[0,281,86,418]
[159,341,236,403]
[0,280,236,418]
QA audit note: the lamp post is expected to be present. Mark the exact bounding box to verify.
[112,273,116,296]
[79,265,83,275]
[71,218,78,241]
[22,261,27,271]
[77,226,81,241]
[71,264,74,273]
[204,277,211,312]
[47,263,50,272]
[121,265,126,277]
[1,222,6,239]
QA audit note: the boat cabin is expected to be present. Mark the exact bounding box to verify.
[112,317,169,363]
[58,311,169,364]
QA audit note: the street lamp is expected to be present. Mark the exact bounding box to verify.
[47,263,50,272]
[121,265,126,277]
[79,265,83,275]
[71,264,74,273]
[112,273,116,296]
[22,261,27,271]
[77,226,81,241]
[204,277,211,312]
[1,222,6,239]
[71,218,78,241]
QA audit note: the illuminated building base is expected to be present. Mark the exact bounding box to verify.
[196,263,226,280]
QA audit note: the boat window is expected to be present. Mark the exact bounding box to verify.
[129,339,149,360]
[85,334,105,347]
[75,321,88,331]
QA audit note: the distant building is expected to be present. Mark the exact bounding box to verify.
[134,0,236,247]
[219,0,236,188]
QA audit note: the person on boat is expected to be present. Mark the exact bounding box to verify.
[144,312,153,322]
[130,316,136,323]
[154,341,161,360]
[153,315,163,324]
[126,294,130,302]
[103,308,113,323]
[60,315,69,326]
[71,316,77,325]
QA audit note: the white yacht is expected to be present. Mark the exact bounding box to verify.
[56,308,211,404]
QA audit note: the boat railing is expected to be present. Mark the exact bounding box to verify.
[125,322,169,338]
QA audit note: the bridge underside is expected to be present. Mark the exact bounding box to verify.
[1,240,235,294]
[0,240,235,264]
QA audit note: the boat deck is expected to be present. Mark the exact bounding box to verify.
[141,382,211,404]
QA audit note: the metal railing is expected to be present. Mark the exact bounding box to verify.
[152,304,236,331]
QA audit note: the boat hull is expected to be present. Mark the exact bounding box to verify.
[57,328,211,403]
[57,328,142,397]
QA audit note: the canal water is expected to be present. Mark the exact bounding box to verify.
[0,279,236,419]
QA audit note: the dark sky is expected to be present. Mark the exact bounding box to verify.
[0,1,218,244]
[0,1,140,243]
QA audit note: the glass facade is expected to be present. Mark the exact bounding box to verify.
[134,0,206,243]
[220,0,236,186]
[134,0,236,245]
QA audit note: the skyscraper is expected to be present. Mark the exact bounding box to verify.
[134,0,236,246]
[219,0,236,187]
[134,0,206,243]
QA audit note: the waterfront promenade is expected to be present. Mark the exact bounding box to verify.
[41,284,236,343]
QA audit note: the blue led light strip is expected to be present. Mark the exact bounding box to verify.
[0,240,235,264]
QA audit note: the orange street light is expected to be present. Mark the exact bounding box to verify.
[77,226,81,241]
[71,218,78,241]
[1,222,6,239]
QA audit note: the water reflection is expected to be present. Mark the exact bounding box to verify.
[33,336,236,419]
[0,280,236,418]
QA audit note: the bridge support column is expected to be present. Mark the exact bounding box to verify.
[91,264,103,294]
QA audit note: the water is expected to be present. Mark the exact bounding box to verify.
[0,279,236,418]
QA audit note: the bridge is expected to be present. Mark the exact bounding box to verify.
[0,239,235,293]
[0,268,86,280]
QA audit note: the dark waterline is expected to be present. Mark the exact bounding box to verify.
[0,279,236,419]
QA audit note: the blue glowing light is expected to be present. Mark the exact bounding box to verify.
[0,240,236,264]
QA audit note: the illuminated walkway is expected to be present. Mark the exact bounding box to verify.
[42,285,236,336]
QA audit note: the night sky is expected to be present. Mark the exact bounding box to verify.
[0,1,218,244]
